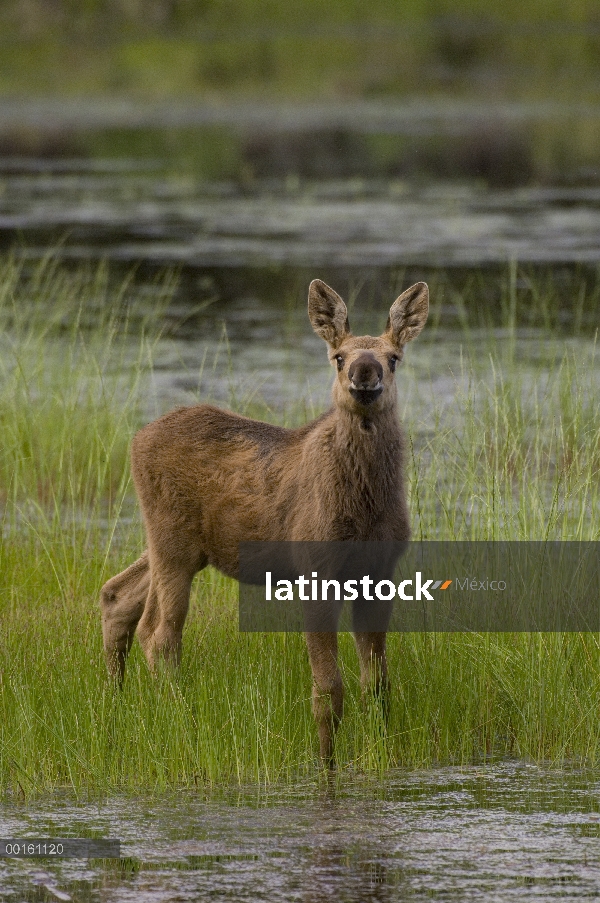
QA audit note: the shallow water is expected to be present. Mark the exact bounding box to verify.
[131,324,600,435]
[1,96,599,420]
[3,168,600,270]
[2,764,600,901]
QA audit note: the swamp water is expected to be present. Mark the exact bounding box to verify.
[3,764,600,901]
[2,99,600,901]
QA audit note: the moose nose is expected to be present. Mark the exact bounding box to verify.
[348,354,383,390]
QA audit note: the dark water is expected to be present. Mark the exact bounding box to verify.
[2,765,600,902]
[1,98,599,412]
[2,98,598,420]
[2,158,600,270]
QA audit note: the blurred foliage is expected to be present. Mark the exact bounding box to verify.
[0,1,599,99]
[2,0,600,36]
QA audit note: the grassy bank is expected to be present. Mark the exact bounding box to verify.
[0,2,599,103]
[2,26,599,104]
[1,258,600,794]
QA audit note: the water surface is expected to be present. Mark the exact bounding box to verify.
[2,764,600,901]
[1,98,599,269]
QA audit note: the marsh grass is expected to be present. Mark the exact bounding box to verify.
[1,257,600,795]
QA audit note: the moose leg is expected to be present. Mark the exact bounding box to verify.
[353,632,391,716]
[305,632,344,766]
[100,551,150,683]
[137,551,205,669]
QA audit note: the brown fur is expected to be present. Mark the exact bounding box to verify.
[100,279,429,764]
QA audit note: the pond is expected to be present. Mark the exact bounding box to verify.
[1,97,598,412]
[1,97,598,414]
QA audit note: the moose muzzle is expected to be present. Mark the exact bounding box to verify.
[348,353,384,405]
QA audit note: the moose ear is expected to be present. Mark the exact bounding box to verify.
[308,279,350,348]
[386,282,429,349]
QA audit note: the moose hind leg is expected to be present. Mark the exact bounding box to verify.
[305,632,344,767]
[100,551,150,683]
[137,558,203,669]
[353,631,391,717]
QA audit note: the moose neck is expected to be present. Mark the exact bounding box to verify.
[313,401,404,539]
[332,401,404,489]
[335,398,402,443]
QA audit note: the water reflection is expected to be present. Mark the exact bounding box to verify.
[2,170,600,268]
[0,98,599,269]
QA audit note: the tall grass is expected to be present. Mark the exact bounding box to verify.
[408,335,600,541]
[1,258,600,795]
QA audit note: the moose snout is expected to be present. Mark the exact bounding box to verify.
[348,354,384,390]
[348,353,384,405]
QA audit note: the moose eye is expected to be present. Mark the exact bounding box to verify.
[389,355,399,372]
[334,354,345,371]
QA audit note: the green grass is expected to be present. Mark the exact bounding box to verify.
[1,257,600,795]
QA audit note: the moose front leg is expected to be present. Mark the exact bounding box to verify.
[305,632,344,767]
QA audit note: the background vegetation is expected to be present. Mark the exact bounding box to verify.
[0,0,599,101]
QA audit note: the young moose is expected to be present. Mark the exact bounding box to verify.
[100,279,429,763]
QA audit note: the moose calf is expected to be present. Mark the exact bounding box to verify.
[100,279,429,763]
